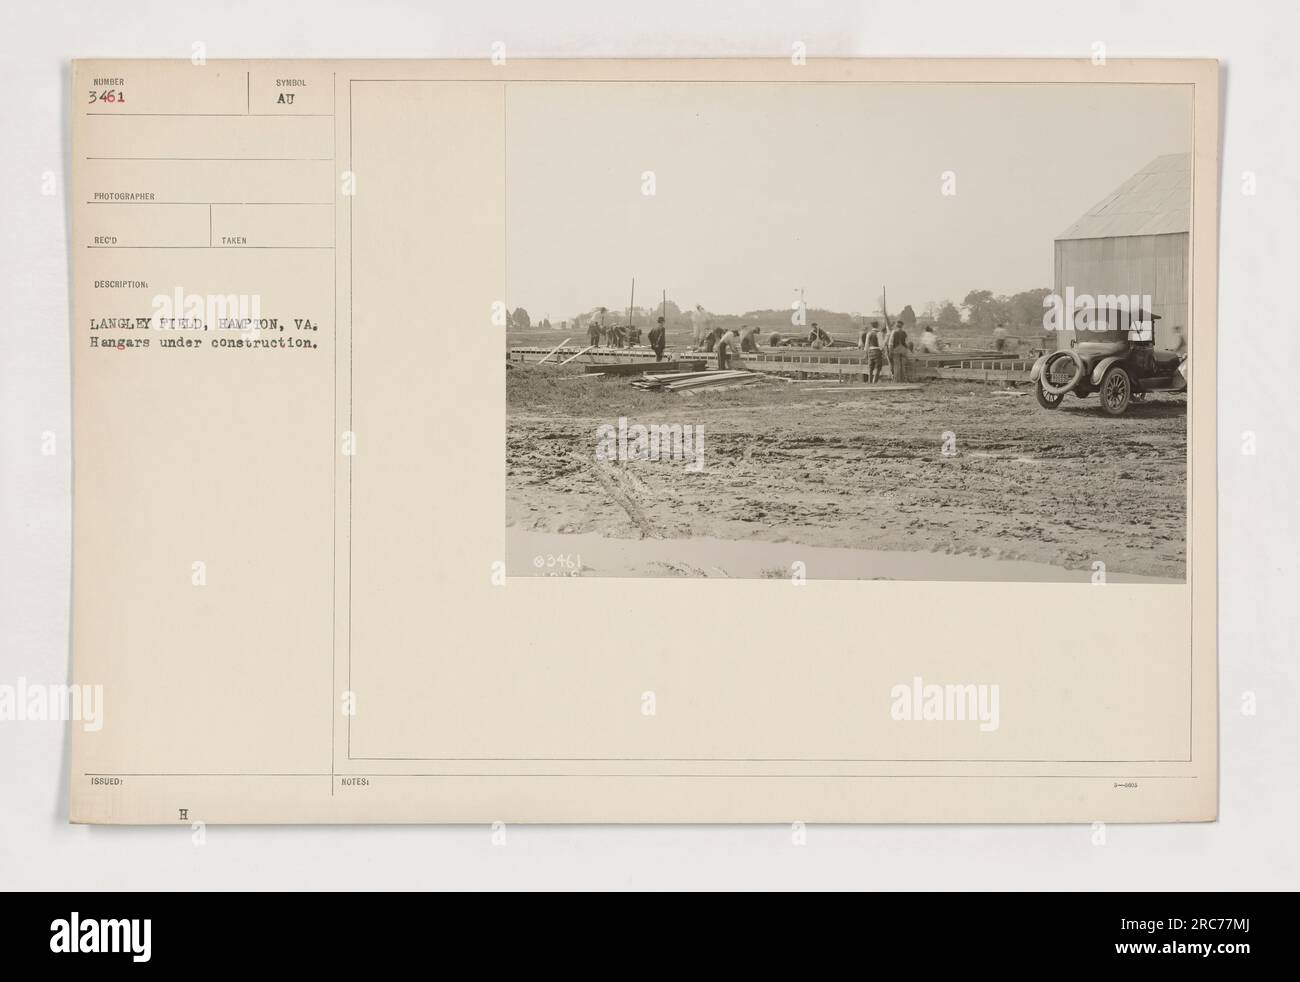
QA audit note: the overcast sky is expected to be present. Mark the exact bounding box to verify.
[506,82,1192,319]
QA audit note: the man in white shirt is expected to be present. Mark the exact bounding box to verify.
[716,328,738,370]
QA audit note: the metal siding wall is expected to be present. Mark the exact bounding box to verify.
[1054,232,1188,349]
[1053,242,1066,350]
[1152,233,1189,348]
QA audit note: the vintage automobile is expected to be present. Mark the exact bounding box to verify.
[1029,306,1186,416]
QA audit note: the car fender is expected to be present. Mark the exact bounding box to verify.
[1090,355,1126,387]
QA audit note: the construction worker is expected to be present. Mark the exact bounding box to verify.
[1169,323,1188,388]
[891,320,910,382]
[807,322,830,346]
[610,322,626,348]
[691,304,709,347]
[716,327,738,370]
[739,324,759,353]
[864,320,884,383]
[648,316,667,362]
[919,324,940,353]
[586,315,601,349]
[627,324,642,346]
[1169,323,1187,356]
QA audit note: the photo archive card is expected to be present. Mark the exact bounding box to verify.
[69,58,1218,824]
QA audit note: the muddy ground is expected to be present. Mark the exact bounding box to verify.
[506,363,1187,580]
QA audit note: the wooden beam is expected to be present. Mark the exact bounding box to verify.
[536,338,572,365]
[558,345,594,366]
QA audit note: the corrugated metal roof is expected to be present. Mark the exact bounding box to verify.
[1057,152,1191,241]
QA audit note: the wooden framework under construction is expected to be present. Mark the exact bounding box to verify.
[509,345,1035,382]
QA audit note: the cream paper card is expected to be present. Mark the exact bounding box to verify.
[69,58,1217,823]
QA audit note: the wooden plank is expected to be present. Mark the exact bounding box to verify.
[801,384,923,393]
[558,345,595,366]
[536,338,573,365]
[929,367,1031,382]
[586,359,706,376]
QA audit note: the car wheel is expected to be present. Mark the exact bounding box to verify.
[1035,380,1063,409]
[1039,350,1084,396]
[1100,365,1133,416]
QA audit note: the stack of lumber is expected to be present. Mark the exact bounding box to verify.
[585,359,706,376]
[631,370,763,392]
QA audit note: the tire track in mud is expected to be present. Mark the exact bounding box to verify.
[579,452,662,540]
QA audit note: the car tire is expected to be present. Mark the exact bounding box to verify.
[1039,350,1084,396]
[1099,364,1133,416]
[1035,380,1063,409]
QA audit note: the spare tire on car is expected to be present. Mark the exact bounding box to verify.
[1039,350,1085,396]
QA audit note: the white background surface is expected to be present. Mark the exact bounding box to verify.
[2,0,1297,889]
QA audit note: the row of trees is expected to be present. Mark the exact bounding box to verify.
[925,289,1053,333]
[510,288,1053,335]
[509,303,677,332]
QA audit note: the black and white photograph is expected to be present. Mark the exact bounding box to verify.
[506,81,1192,582]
